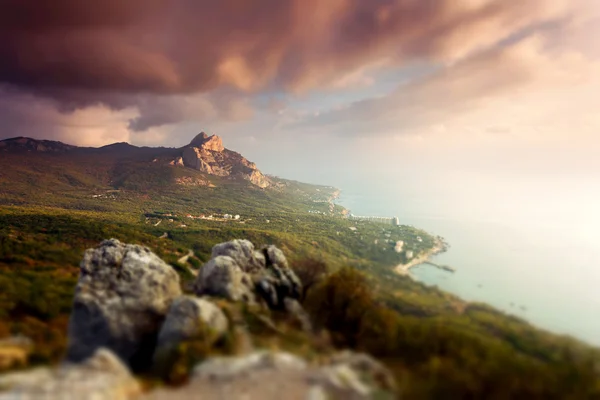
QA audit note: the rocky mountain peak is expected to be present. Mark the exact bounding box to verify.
[189,132,223,152]
[189,132,209,145]
[182,132,270,188]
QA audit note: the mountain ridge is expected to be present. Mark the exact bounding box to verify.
[0,136,77,153]
[0,133,270,188]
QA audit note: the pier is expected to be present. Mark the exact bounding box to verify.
[423,260,455,273]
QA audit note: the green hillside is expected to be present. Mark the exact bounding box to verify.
[0,143,599,397]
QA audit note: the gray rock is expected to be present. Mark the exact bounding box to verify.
[143,352,309,400]
[0,348,141,400]
[193,351,308,380]
[284,298,313,333]
[153,296,229,377]
[256,245,303,309]
[307,351,396,399]
[211,239,265,273]
[308,364,372,399]
[196,240,303,311]
[318,351,397,397]
[264,245,289,269]
[254,276,278,307]
[194,256,255,303]
[66,239,182,370]
[156,296,229,352]
[142,351,395,400]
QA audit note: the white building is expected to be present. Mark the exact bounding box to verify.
[394,240,404,253]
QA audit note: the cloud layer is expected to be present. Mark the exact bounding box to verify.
[297,33,600,136]
[0,0,596,145]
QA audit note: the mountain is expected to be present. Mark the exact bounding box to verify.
[0,137,76,153]
[0,133,270,189]
[181,133,270,188]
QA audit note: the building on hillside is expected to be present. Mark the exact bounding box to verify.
[348,213,400,226]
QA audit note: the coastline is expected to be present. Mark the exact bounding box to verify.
[332,188,451,278]
[395,237,448,277]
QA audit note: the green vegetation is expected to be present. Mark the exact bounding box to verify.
[0,149,599,396]
[304,268,600,398]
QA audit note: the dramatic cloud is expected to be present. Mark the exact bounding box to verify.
[0,0,571,94]
[0,88,173,146]
[295,32,600,139]
[0,0,595,144]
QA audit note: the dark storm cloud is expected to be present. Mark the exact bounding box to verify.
[0,0,570,96]
[0,0,578,138]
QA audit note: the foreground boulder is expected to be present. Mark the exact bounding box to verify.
[210,239,266,273]
[153,296,229,376]
[194,240,302,310]
[143,351,395,399]
[194,255,256,302]
[157,296,229,349]
[66,239,182,369]
[0,348,141,400]
[254,245,302,310]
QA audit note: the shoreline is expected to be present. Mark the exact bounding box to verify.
[394,237,448,277]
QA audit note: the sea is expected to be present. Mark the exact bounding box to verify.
[336,186,600,346]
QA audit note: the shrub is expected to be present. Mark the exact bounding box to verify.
[291,258,328,300]
[304,268,374,348]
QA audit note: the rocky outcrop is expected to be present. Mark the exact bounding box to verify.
[169,157,184,167]
[181,132,271,188]
[247,169,270,188]
[194,240,302,309]
[211,239,265,273]
[0,348,141,400]
[194,255,256,303]
[284,298,313,333]
[319,351,397,396]
[254,245,303,310]
[189,132,224,152]
[153,296,229,377]
[0,239,397,399]
[155,296,229,354]
[66,239,182,370]
[144,351,395,400]
[183,147,217,175]
[192,351,307,379]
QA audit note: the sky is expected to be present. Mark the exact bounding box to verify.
[1,0,599,212]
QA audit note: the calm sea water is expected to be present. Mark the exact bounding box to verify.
[337,188,600,346]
